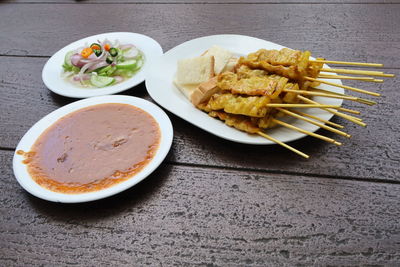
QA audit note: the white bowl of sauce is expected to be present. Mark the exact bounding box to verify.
[13,95,173,203]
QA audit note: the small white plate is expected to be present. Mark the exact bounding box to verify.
[145,34,344,145]
[42,32,163,98]
[13,95,173,203]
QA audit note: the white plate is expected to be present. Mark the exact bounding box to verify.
[145,34,344,144]
[42,32,163,98]
[13,95,173,203]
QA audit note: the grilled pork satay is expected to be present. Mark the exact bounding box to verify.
[282,82,301,104]
[248,48,311,72]
[207,93,271,117]
[237,48,324,89]
[218,68,300,102]
[208,111,260,134]
[236,65,268,79]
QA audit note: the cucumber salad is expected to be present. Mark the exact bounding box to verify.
[62,39,144,88]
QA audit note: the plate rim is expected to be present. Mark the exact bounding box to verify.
[42,32,163,98]
[145,34,344,145]
[12,95,173,203]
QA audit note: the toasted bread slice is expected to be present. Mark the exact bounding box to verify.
[173,78,199,99]
[190,77,220,106]
[176,55,215,85]
[203,45,233,75]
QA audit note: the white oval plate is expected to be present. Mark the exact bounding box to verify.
[146,34,344,145]
[42,32,163,98]
[13,95,173,203]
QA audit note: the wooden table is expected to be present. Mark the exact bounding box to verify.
[1,0,400,265]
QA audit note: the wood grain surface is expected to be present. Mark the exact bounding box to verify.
[0,4,400,67]
[7,0,400,3]
[2,150,400,266]
[1,1,400,266]
[1,56,399,181]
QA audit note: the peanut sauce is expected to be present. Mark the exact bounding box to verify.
[17,103,160,194]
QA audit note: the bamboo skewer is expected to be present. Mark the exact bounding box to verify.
[297,95,367,127]
[337,107,363,116]
[285,87,362,114]
[291,110,345,129]
[310,59,383,67]
[283,89,369,104]
[298,95,362,121]
[257,131,309,159]
[310,88,377,107]
[266,103,341,109]
[317,74,381,82]
[276,108,351,138]
[305,77,381,96]
[272,118,342,146]
[320,68,395,77]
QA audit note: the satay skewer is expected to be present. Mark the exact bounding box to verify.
[257,132,309,159]
[298,95,363,122]
[283,89,374,105]
[317,74,382,83]
[320,68,394,77]
[271,118,342,146]
[276,108,351,138]
[266,103,341,109]
[304,77,381,96]
[310,88,376,106]
[310,60,383,67]
[297,95,366,127]
[290,110,345,129]
[336,107,362,116]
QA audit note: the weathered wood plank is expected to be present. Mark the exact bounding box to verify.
[0,56,399,180]
[1,150,400,266]
[0,4,399,67]
[6,0,400,3]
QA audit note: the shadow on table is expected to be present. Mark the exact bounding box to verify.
[26,162,173,221]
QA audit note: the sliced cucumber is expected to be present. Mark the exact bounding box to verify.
[116,59,137,70]
[90,75,115,88]
[97,65,112,75]
[64,51,74,67]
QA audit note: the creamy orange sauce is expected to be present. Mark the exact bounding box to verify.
[18,103,160,194]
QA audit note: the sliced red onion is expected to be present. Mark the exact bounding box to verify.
[88,61,109,71]
[119,44,135,50]
[79,61,97,74]
[71,53,84,67]
[88,53,97,60]
[123,47,139,59]
[73,74,90,81]
[97,48,107,60]
[80,52,100,63]
[78,61,98,83]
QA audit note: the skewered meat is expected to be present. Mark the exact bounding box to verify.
[207,93,271,117]
[218,67,300,101]
[247,48,311,72]
[237,48,324,89]
[208,111,260,134]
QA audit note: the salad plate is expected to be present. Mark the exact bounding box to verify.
[145,34,344,145]
[13,95,173,203]
[42,32,163,98]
